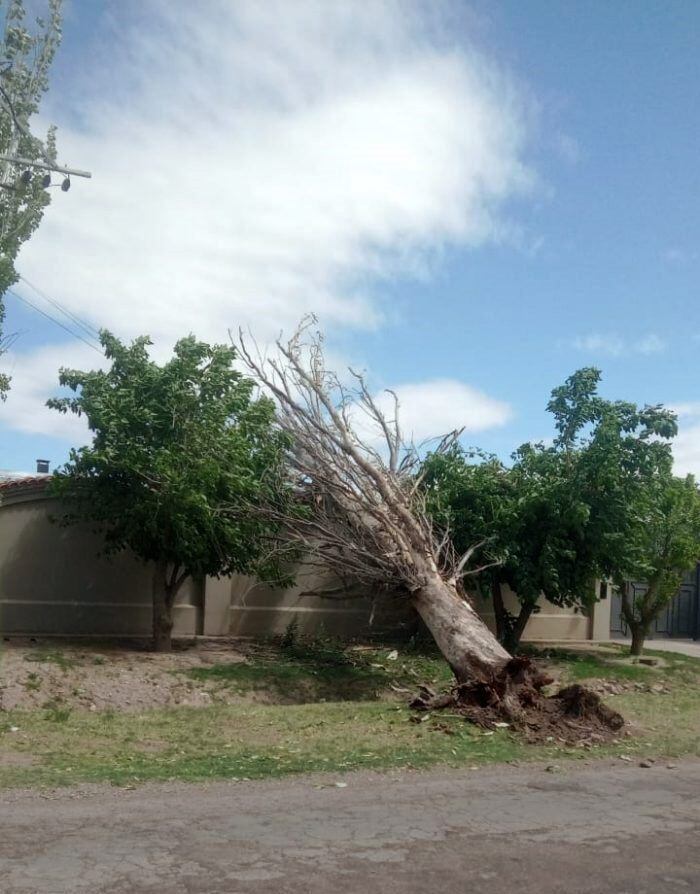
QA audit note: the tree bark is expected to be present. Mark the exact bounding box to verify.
[491,579,507,644]
[152,561,174,652]
[412,572,511,683]
[621,581,654,657]
[629,623,647,656]
[237,322,514,688]
[490,579,534,653]
[504,602,535,654]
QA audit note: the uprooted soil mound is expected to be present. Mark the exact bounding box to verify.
[409,656,624,745]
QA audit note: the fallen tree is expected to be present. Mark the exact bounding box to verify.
[237,318,622,739]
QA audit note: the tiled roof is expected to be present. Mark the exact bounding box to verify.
[0,474,51,492]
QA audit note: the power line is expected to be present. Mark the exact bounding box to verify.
[6,289,103,354]
[19,274,101,340]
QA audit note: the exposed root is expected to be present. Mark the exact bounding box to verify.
[409,657,624,745]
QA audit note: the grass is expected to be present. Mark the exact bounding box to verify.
[23,672,41,692]
[526,646,660,682]
[1,639,699,790]
[185,639,452,703]
[23,649,77,671]
[0,702,526,788]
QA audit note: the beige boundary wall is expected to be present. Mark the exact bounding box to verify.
[0,481,202,637]
[0,479,611,642]
[471,585,610,642]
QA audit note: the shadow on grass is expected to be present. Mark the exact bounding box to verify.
[520,645,660,682]
[186,634,454,704]
[187,638,395,703]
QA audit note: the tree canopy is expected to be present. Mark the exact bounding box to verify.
[49,331,292,650]
[422,442,597,651]
[422,368,681,651]
[1,0,63,397]
[618,472,700,654]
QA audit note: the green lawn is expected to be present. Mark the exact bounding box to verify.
[185,638,454,702]
[1,640,698,789]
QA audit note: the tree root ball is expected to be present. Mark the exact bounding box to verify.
[409,657,624,745]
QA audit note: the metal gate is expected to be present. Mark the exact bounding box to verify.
[610,565,700,640]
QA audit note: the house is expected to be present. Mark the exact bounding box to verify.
[3,466,693,643]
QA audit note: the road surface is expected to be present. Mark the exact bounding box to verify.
[1,759,699,893]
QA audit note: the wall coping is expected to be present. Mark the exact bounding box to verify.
[0,475,51,506]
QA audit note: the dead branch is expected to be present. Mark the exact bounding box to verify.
[234,317,489,598]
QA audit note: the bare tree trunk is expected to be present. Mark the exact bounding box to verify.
[237,321,512,684]
[506,602,536,654]
[629,623,648,656]
[621,582,652,657]
[152,560,175,652]
[491,579,507,644]
[412,572,510,683]
[490,580,534,653]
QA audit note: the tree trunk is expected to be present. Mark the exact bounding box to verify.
[490,580,534,653]
[629,623,647,656]
[152,561,174,652]
[620,582,651,657]
[412,572,511,683]
[409,570,626,737]
[503,602,535,655]
[491,579,507,644]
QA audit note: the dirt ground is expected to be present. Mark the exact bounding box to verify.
[0,637,673,713]
[0,638,254,711]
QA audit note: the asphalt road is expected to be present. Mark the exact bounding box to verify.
[2,759,699,893]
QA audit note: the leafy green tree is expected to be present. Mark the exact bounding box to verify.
[1,0,62,397]
[422,444,597,652]
[618,473,700,655]
[49,331,292,651]
[422,369,679,652]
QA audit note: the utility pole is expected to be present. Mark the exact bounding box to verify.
[0,52,92,191]
[0,153,92,190]
[0,155,91,180]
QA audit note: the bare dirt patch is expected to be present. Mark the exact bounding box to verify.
[0,752,38,768]
[0,638,253,712]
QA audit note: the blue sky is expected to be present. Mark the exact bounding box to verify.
[2,0,699,474]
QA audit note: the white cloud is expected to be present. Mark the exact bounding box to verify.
[371,378,512,444]
[673,425,700,478]
[572,333,625,357]
[663,403,700,478]
[634,333,666,355]
[572,332,667,357]
[662,247,697,264]
[4,0,536,438]
[670,402,700,419]
[1,341,101,440]
[2,338,512,453]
